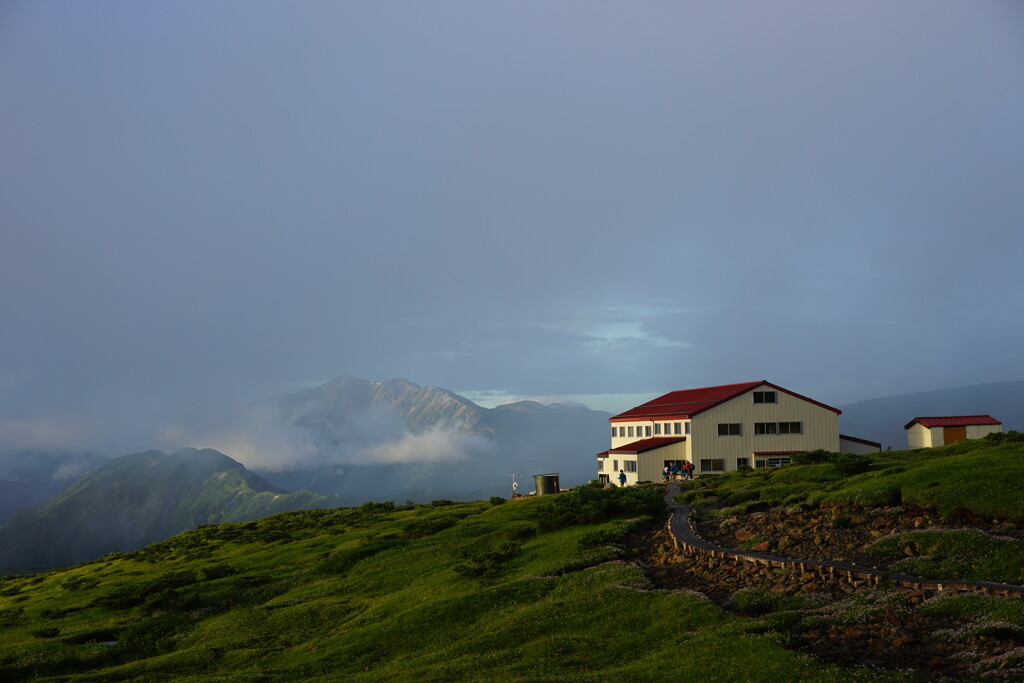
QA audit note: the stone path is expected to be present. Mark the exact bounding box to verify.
[662,484,1024,598]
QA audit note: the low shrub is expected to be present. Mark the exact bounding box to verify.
[792,449,835,465]
[835,454,871,476]
[831,516,853,529]
[984,430,1024,446]
[29,626,60,639]
[201,563,238,581]
[730,588,780,616]
[528,485,664,532]
[317,536,406,575]
[453,542,521,581]
[401,515,461,539]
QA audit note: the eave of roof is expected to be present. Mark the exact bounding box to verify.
[609,380,841,422]
[903,415,1002,430]
[608,436,686,455]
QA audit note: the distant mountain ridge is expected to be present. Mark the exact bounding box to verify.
[277,375,489,436]
[0,448,351,571]
[254,375,612,500]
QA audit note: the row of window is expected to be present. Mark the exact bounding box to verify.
[611,422,690,438]
[718,422,803,436]
[600,455,789,473]
[615,421,804,438]
[754,421,803,435]
[600,458,638,473]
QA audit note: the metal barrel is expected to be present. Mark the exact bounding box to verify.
[533,473,560,496]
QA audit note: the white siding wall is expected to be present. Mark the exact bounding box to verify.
[839,437,881,455]
[637,441,688,483]
[602,441,689,486]
[967,424,1001,439]
[907,424,933,449]
[691,388,840,472]
[616,458,638,486]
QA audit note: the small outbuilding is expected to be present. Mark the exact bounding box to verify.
[839,434,882,454]
[904,415,1002,449]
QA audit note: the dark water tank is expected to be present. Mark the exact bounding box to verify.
[534,473,560,496]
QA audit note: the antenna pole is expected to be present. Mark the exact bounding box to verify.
[505,473,521,498]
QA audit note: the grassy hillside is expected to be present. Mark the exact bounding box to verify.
[0,487,897,682]
[677,434,1024,585]
[0,448,350,572]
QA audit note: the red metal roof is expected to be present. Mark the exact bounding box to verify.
[840,434,882,448]
[904,415,1002,430]
[609,436,686,455]
[753,450,806,456]
[610,381,841,422]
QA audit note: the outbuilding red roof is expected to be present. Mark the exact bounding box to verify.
[904,415,1002,430]
[610,381,840,422]
[608,437,686,455]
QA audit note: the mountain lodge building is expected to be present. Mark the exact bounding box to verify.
[597,380,880,485]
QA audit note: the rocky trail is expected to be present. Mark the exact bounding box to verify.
[625,492,1024,681]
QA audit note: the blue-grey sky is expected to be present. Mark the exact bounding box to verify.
[2,1,1023,455]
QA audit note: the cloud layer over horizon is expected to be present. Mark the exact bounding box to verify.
[2,1,1022,458]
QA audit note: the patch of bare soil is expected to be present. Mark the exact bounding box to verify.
[624,505,1024,682]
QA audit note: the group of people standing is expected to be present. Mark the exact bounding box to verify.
[663,461,694,481]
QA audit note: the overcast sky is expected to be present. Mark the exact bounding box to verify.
[2,1,1023,456]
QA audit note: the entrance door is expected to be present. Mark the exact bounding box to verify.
[943,426,967,444]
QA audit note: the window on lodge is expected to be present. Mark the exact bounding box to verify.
[597,459,605,471]
[753,390,777,403]
[700,458,725,471]
[645,425,652,437]
[754,422,802,435]
[654,423,661,435]
[718,423,741,436]
[623,460,637,473]
[755,456,792,468]
[628,426,634,437]
[736,457,749,468]
[674,422,682,435]
[611,426,617,438]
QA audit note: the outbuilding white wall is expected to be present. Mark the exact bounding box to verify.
[967,424,1001,439]
[839,437,881,455]
[907,423,934,449]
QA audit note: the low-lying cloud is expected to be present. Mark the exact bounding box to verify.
[169,401,494,472]
[366,427,489,464]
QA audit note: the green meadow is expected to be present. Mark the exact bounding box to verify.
[4,437,1024,681]
[1,485,900,682]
